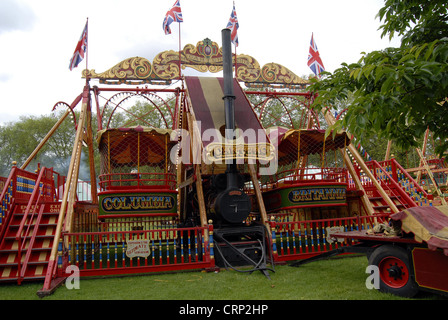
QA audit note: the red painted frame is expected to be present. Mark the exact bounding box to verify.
[412,247,448,294]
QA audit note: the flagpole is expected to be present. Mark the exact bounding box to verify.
[178,22,182,79]
[85,17,89,85]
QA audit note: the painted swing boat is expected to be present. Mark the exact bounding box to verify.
[0,33,441,296]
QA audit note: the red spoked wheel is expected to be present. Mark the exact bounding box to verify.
[368,245,419,297]
[378,256,409,288]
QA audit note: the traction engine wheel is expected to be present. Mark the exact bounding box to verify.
[368,245,419,298]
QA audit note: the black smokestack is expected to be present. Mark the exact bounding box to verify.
[221,28,238,189]
[209,29,251,225]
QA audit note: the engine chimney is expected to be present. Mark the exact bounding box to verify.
[222,28,238,188]
[208,29,251,224]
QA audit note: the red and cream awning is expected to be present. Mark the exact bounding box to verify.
[266,127,351,166]
[391,206,448,255]
[97,126,174,167]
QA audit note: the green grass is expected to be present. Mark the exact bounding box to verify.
[0,255,443,301]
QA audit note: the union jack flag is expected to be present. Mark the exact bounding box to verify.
[163,0,183,35]
[226,2,239,46]
[307,33,325,77]
[69,20,88,71]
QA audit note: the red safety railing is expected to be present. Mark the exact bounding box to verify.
[367,160,419,208]
[377,158,430,198]
[262,167,349,192]
[14,169,39,202]
[59,224,215,278]
[0,166,54,237]
[98,172,177,191]
[269,213,390,262]
[0,167,18,237]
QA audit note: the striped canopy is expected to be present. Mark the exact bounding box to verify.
[267,127,351,166]
[97,126,174,167]
[184,76,268,147]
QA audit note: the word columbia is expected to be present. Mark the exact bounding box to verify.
[101,195,175,212]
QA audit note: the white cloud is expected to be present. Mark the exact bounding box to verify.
[0,0,36,34]
[0,0,400,122]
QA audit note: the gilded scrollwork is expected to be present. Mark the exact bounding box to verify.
[84,38,308,88]
[182,38,223,73]
[152,50,181,80]
[132,58,152,79]
[260,63,307,86]
[235,54,261,83]
[86,57,152,80]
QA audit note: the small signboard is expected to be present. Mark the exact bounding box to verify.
[263,184,347,211]
[126,240,151,258]
[99,192,177,216]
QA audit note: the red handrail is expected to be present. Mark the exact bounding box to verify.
[15,167,56,284]
[368,160,418,209]
[0,166,18,235]
[18,205,46,284]
[282,168,347,181]
[263,167,349,190]
[98,172,177,191]
[16,168,52,239]
[387,158,429,198]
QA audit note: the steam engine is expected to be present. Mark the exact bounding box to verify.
[183,29,271,276]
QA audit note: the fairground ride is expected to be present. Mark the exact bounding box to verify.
[0,30,437,297]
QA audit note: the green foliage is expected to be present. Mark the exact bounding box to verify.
[0,94,177,179]
[377,0,448,46]
[0,111,77,177]
[245,87,323,130]
[100,95,176,129]
[310,1,448,156]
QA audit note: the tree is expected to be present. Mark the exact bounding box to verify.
[99,94,176,130]
[377,0,448,46]
[0,111,79,177]
[245,87,322,130]
[310,0,448,156]
[125,99,174,129]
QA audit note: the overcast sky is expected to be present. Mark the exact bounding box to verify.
[0,0,400,124]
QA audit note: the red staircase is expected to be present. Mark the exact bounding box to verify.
[0,166,63,284]
[366,189,410,213]
[0,201,60,283]
[360,159,431,214]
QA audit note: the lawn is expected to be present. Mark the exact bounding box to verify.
[0,255,443,302]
